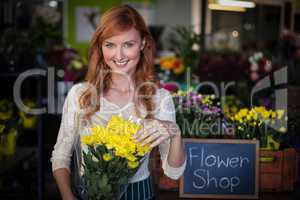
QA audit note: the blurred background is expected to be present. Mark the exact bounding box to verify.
[0,0,299,199]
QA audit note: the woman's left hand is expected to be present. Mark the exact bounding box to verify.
[133,119,180,148]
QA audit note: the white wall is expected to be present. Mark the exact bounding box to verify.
[154,0,191,27]
[153,0,192,48]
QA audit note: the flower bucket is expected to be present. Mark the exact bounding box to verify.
[0,129,17,158]
[260,148,298,191]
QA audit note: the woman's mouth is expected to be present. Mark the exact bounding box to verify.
[114,60,129,67]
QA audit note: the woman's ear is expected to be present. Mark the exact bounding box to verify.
[141,38,146,50]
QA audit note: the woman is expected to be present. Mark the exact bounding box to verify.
[51,5,186,200]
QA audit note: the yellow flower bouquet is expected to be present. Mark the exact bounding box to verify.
[79,115,151,200]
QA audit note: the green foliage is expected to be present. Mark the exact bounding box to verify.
[168,26,202,73]
[0,100,23,136]
[81,145,137,200]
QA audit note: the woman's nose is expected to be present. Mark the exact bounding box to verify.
[114,46,125,60]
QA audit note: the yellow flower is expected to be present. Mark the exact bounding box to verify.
[0,124,5,134]
[173,64,185,74]
[128,161,139,169]
[81,135,94,145]
[237,126,244,131]
[267,136,280,150]
[81,115,150,170]
[239,108,249,117]
[246,114,252,121]
[276,109,285,119]
[231,106,238,114]
[125,154,137,162]
[160,56,176,70]
[103,153,112,161]
[0,111,13,121]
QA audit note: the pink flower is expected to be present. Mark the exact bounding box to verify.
[250,72,259,81]
[161,82,179,93]
[264,60,272,72]
[250,63,259,72]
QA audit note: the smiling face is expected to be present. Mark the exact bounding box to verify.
[102,27,145,77]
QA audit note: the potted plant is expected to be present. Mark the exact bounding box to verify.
[228,106,297,191]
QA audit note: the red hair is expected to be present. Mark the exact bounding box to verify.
[79,5,157,119]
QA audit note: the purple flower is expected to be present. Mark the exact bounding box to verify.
[188,91,197,97]
[212,106,221,113]
[196,95,203,102]
[183,101,192,108]
[201,105,209,110]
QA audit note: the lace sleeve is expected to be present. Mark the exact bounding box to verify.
[156,89,186,179]
[50,84,82,173]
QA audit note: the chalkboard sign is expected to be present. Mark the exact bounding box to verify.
[180,139,259,199]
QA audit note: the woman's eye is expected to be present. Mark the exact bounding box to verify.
[105,43,114,48]
[124,43,134,48]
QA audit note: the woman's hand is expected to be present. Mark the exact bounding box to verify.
[133,119,181,148]
[62,193,77,200]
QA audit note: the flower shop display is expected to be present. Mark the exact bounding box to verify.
[157,27,201,84]
[248,52,274,82]
[228,106,287,150]
[167,27,202,74]
[0,100,22,158]
[78,115,151,200]
[157,89,223,190]
[223,95,244,118]
[0,98,39,159]
[228,106,298,191]
[63,48,88,82]
[173,90,222,138]
[0,2,61,72]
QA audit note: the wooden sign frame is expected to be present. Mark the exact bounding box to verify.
[179,139,259,199]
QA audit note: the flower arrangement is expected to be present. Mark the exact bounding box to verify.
[167,27,202,75]
[159,56,186,75]
[157,55,186,83]
[172,89,222,138]
[18,99,38,129]
[79,115,151,200]
[0,100,22,158]
[229,107,287,150]
[157,27,201,83]
[63,48,88,82]
[223,95,243,118]
[248,52,273,82]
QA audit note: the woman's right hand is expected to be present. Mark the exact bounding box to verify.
[62,193,77,200]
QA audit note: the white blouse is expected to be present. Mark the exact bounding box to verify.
[50,83,186,183]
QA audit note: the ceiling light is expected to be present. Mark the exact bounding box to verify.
[208,4,246,12]
[218,0,255,8]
